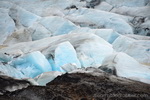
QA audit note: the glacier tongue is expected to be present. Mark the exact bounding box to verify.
[0,0,150,85]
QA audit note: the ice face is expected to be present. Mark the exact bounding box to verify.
[9,6,40,27]
[65,8,133,34]
[76,35,114,68]
[55,41,81,69]
[0,63,26,78]
[0,8,15,44]
[112,35,150,65]
[101,52,150,84]
[70,28,120,44]
[12,51,52,78]
[40,16,78,36]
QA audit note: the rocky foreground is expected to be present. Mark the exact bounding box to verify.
[0,68,150,100]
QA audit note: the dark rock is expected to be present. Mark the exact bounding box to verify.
[65,5,78,10]
[99,65,117,75]
[0,75,31,95]
[86,0,101,8]
[1,70,150,100]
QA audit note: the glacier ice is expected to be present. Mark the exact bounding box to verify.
[61,63,78,72]
[9,6,41,27]
[0,33,114,69]
[105,0,148,7]
[55,41,81,69]
[94,1,113,11]
[0,8,15,44]
[65,8,133,34]
[0,63,25,78]
[34,71,63,86]
[40,16,78,36]
[70,28,120,44]
[94,29,120,44]
[76,34,114,68]
[0,0,150,86]
[112,35,150,65]
[100,52,150,84]
[12,51,52,78]
[30,22,52,41]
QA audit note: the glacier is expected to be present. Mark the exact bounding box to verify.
[100,52,150,84]
[0,0,150,86]
[54,41,81,70]
[113,35,150,65]
[0,8,15,44]
[12,51,52,78]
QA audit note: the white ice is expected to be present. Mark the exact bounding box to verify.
[101,52,150,84]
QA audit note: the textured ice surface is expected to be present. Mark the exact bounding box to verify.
[0,0,149,85]
[65,8,133,34]
[76,35,114,68]
[0,63,25,78]
[101,52,150,84]
[70,28,120,43]
[113,35,150,65]
[40,16,78,36]
[0,8,15,44]
[35,71,63,86]
[105,0,148,7]
[61,63,78,72]
[55,41,81,69]
[12,51,52,78]
[9,6,40,27]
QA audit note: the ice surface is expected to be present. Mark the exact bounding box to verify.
[105,0,148,7]
[2,0,75,16]
[112,6,150,18]
[94,29,120,43]
[0,63,25,78]
[0,33,114,69]
[70,28,120,44]
[65,8,133,34]
[0,8,15,44]
[9,6,40,27]
[94,1,113,11]
[61,63,78,72]
[0,0,149,85]
[101,52,150,84]
[113,35,150,65]
[40,16,78,36]
[30,22,52,41]
[55,41,81,69]
[12,51,52,78]
[76,35,114,68]
[35,71,63,86]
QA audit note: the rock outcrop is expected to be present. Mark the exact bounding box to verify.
[1,68,150,100]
